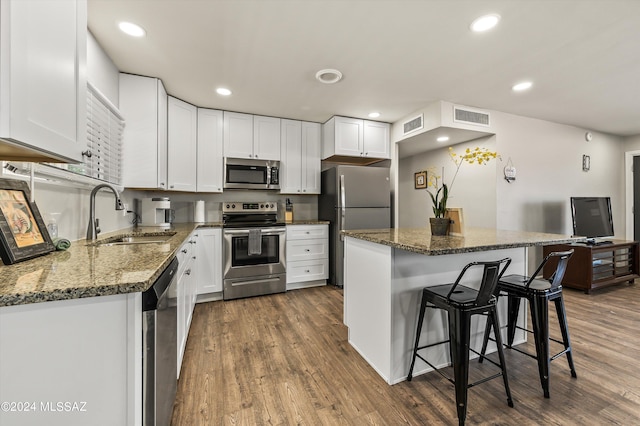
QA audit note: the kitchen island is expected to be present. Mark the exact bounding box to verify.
[342,227,582,385]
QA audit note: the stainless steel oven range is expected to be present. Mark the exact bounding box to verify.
[222,201,286,300]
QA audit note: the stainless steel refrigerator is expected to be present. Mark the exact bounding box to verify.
[319,165,391,287]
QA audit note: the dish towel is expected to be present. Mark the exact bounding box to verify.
[248,229,262,255]
[53,237,71,251]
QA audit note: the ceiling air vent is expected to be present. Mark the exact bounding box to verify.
[453,106,490,127]
[403,114,423,135]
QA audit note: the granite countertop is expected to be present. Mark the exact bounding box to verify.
[286,220,330,225]
[342,227,585,256]
[0,222,222,307]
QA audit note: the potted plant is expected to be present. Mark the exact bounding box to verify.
[426,147,500,236]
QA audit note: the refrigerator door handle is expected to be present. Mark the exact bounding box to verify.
[339,174,346,241]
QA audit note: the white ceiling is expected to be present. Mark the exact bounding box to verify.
[88,0,640,137]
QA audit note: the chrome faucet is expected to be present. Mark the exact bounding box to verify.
[86,183,125,241]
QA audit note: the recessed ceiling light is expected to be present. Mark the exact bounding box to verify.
[368,112,381,118]
[437,136,450,142]
[216,87,232,96]
[315,69,343,84]
[512,81,533,92]
[118,22,146,37]
[470,14,501,32]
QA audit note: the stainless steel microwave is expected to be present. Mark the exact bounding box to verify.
[224,158,280,190]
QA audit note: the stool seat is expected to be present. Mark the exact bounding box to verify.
[407,258,513,426]
[424,284,498,307]
[499,274,554,292]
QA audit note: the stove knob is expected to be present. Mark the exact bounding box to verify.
[270,203,274,208]
[231,204,235,209]
[226,204,230,208]
[260,204,264,208]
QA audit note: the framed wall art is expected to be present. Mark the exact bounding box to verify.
[445,208,464,237]
[0,179,54,264]
[414,171,427,189]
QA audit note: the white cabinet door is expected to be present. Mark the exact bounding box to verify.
[120,74,168,189]
[363,120,390,159]
[253,115,281,160]
[334,117,363,156]
[0,0,86,163]
[197,108,224,192]
[168,96,197,191]
[223,111,253,159]
[280,119,303,193]
[302,122,321,194]
[196,228,222,295]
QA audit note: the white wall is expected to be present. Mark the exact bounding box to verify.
[398,137,497,228]
[494,112,624,237]
[87,30,120,106]
[396,109,625,238]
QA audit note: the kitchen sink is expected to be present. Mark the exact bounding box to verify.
[94,232,177,246]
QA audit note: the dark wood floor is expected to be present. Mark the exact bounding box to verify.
[171,282,640,425]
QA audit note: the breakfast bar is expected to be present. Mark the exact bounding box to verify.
[342,227,582,385]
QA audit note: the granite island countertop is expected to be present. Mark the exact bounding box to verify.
[0,222,222,307]
[342,227,585,256]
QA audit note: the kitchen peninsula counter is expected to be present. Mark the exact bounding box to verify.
[0,222,222,307]
[342,227,582,385]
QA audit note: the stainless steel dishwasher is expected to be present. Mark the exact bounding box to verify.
[142,257,179,426]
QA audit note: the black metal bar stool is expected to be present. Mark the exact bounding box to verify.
[479,249,576,398]
[407,258,513,426]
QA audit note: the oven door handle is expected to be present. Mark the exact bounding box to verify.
[223,228,285,236]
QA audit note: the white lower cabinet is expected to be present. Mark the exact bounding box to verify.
[196,228,223,300]
[286,224,328,290]
[177,234,197,376]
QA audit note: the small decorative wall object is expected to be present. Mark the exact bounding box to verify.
[414,171,427,189]
[445,208,464,237]
[582,155,590,172]
[504,157,516,183]
[0,179,54,264]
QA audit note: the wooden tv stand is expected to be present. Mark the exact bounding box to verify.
[543,240,640,294]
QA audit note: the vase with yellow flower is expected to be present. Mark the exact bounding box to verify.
[426,146,500,235]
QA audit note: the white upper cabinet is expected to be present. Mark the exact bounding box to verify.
[223,112,281,160]
[253,115,281,160]
[120,74,168,189]
[302,122,321,194]
[363,120,390,158]
[322,116,390,160]
[0,0,87,163]
[280,120,321,194]
[196,108,224,192]
[223,112,253,158]
[168,97,197,192]
[280,119,303,192]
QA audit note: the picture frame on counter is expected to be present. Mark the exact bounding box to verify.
[445,208,464,237]
[0,178,55,264]
[414,171,427,189]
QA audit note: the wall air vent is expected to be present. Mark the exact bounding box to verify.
[402,114,423,135]
[453,106,490,127]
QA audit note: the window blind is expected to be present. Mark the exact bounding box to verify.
[84,83,125,185]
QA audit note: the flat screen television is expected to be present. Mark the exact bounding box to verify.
[570,197,614,243]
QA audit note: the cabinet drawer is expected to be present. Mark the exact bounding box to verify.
[286,259,329,283]
[286,224,328,240]
[287,239,328,262]
[176,241,193,276]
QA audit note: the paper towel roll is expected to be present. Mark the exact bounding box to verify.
[194,200,205,222]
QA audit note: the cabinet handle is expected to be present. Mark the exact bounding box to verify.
[305,269,310,273]
[303,189,306,192]
[160,182,165,187]
[186,269,191,275]
[305,249,310,252]
[182,249,188,253]
[170,185,174,189]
